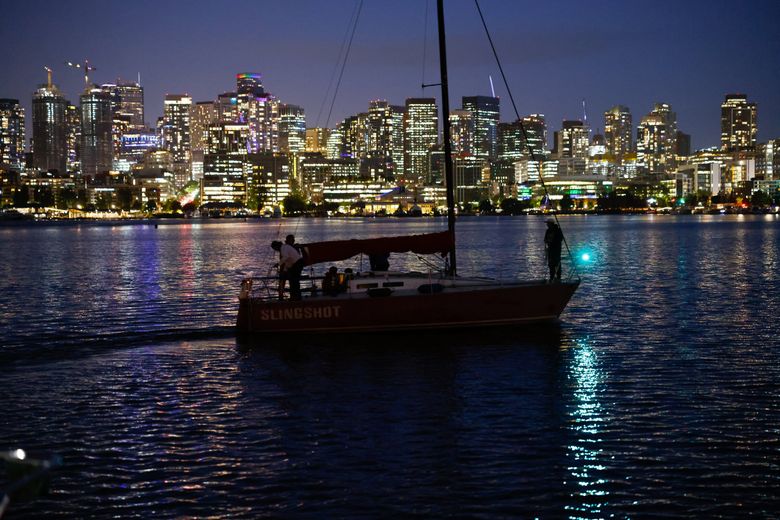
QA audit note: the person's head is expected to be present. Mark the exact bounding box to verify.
[285,234,295,244]
[546,218,556,227]
[271,240,282,251]
[328,266,337,273]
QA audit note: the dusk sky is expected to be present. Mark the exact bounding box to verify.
[3,0,780,149]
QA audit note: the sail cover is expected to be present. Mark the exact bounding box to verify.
[300,231,454,266]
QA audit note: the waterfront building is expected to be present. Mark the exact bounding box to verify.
[721,94,757,152]
[756,140,779,180]
[454,156,489,204]
[201,153,246,204]
[462,95,500,160]
[403,98,438,184]
[676,130,691,157]
[80,87,113,177]
[636,103,677,175]
[0,99,25,172]
[245,152,290,207]
[32,81,69,175]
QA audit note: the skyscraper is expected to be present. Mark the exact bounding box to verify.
[0,99,25,171]
[278,104,306,155]
[366,100,404,176]
[462,96,500,161]
[236,73,277,153]
[191,101,218,153]
[554,120,589,176]
[403,98,438,183]
[33,79,69,174]
[114,81,145,130]
[604,105,633,160]
[721,94,757,152]
[161,94,192,163]
[637,103,678,175]
[80,87,113,176]
[449,110,474,156]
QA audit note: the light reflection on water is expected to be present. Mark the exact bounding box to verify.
[565,337,611,519]
[1,216,780,517]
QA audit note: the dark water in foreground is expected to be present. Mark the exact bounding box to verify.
[1,216,779,518]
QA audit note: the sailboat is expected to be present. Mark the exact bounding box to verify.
[236,0,579,334]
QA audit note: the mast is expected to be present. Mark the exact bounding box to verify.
[437,0,457,276]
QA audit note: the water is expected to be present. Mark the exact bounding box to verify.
[1,216,779,518]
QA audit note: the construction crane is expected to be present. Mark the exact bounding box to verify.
[44,66,52,88]
[65,59,97,88]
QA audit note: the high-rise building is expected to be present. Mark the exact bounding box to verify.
[449,110,474,156]
[554,120,589,159]
[66,103,80,172]
[0,99,25,171]
[756,139,779,181]
[604,105,633,160]
[161,94,192,163]
[80,87,113,176]
[462,95,500,160]
[637,103,677,175]
[366,100,404,176]
[32,81,69,175]
[216,92,238,123]
[403,98,438,184]
[554,120,589,176]
[191,101,218,153]
[305,128,331,154]
[236,73,277,153]
[721,94,757,152]
[114,81,144,130]
[278,104,306,155]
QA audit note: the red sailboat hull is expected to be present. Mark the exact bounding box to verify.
[237,281,579,334]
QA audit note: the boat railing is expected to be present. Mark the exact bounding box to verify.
[239,274,326,302]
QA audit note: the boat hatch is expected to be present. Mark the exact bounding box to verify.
[382,281,404,287]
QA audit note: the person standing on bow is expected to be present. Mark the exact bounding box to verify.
[280,234,304,300]
[544,218,564,283]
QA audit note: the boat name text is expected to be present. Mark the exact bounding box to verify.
[260,305,342,321]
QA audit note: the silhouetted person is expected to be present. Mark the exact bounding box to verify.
[322,266,342,296]
[544,219,563,282]
[281,234,304,300]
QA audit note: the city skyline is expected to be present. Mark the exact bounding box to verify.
[3,0,780,149]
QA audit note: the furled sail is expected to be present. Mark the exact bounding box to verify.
[300,231,454,266]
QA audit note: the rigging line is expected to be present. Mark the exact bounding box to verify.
[324,0,364,130]
[473,0,580,279]
[314,0,361,128]
[421,0,429,96]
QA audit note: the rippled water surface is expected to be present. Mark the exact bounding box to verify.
[2,216,779,518]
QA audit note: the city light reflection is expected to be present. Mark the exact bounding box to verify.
[564,337,611,519]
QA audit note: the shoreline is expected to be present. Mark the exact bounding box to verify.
[1,211,778,227]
